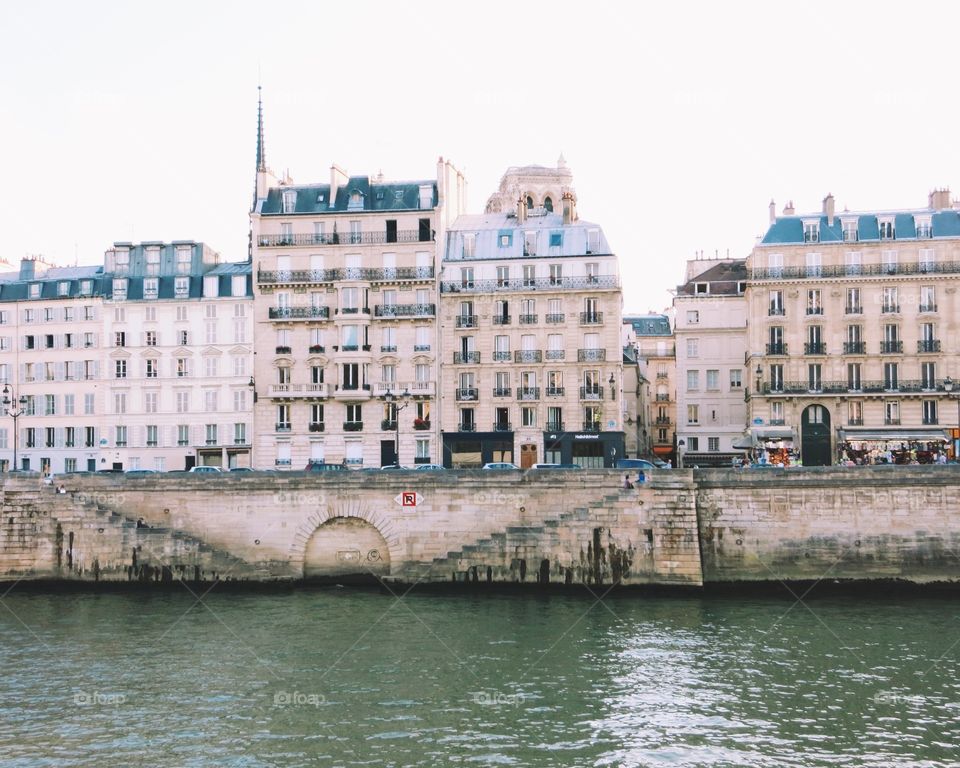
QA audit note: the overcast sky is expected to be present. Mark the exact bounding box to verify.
[3,1,958,313]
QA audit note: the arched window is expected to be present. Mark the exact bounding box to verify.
[526,195,533,210]
[543,196,553,213]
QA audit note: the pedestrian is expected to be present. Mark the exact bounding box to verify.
[636,470,646,484]
[623,474,633,490]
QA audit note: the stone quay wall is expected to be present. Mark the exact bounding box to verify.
[1,466,959,587]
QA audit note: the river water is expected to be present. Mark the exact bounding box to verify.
[0,588,958,767]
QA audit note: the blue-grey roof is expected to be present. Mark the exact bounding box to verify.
[624,314,672,336]
[761,209,960,245]
[444,212,613,261]
[259,178,437,215]
[0,265,107,302]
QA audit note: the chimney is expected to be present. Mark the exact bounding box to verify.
[516,194,526,224]
[823,193,835,226]
[769,199,776,224]
[783,200,795,216]
[562,191,577,225]
[329,164,349,210]
[19,257,36,281]
[929,188,951,211]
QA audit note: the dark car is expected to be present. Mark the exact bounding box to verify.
[305,462,348,472]
[615,459,657,470]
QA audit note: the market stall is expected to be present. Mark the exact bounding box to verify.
[836,428,950,465]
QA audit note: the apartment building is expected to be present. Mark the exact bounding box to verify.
[440,163,625,468]
[0,258,107,473]
[673,259,748,467]
[101,242,254,471]
[624,314,676,464]
[249,106,466,468]
[747,190,960,465]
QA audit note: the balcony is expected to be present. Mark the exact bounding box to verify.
[845,305,863,315]
[518,387,540,401]
[519,314,538,325]
[768,307,785,316]
[580,312,603,325]
[580,386,603,401]
[805,307,823,316]
[880,341,903,354]
[258,268,342,285]
[413,419,431,431]
[414,344,431,352]
[848,418,863,426]
[492,351,511,362]
[456,315,478,328]
[493,315,512,325]
[374,303,436,318]
[804,343,827,355]
[309,345,325,354]
[308,422,325,432]
[440,275,618,293]
[456,387,478,401]
[545,350,565,360]
[750,261,956,281]
[768,419,786,426]
[917,340,941,353]
[546,386,565,397]
[514,350,542,363]
[545,421,564,432]
[275,346,292,355]
[268,383,330,399]
[457,423,477,432]
[334,384,372,401]
[919,303,938,313]
[381,419,397,431]
[380,345,398,353]
[765,343,788,355]
[269,306,330,320]
[881,305,901,315]
[581,421,602,432]
[578,348,606,362]
[884,418,901,426]
[545,313,566,323]
[336,307,370,315]
[454,351,479,364]
[843,342,866,354]
[923,417,939,425]
[655,394,670,402]
[493,387,512,397]
[343,421,363,431]
[258,230,429,248]
[372,381,436,397]
[275,423,292,432]
[654,416,671,425]
[493,422,512,432]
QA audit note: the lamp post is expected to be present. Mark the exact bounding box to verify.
[608,372,616,401]
[2,384,28,473]
[384,388,411,467]
[944,377,959,460]
[755,364,763,394]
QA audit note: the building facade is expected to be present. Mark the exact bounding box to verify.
[673,259,748,467]
[624,314,677,464]
[250,139,466,468]
[747,190,960,465]
[440,164,625,468]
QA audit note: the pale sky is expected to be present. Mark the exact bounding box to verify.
[3,1,958,313]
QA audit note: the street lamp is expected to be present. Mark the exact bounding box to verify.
[944,377,959,460]
[608,372,616,401]
[383,388,411,467]
[677,438,686,469]
[755,364,763,394]
[2,384,28,472]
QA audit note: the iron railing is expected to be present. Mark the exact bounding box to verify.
[269,306,330,319]
[514,350,542,363]
[374,303,435,317]
[258,230,428,247]
[440,275,618,293]
[750,261,960,280]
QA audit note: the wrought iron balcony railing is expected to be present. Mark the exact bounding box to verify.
[577,348,606,362]
[880,341,903,354]
[492,387,512,397]
[258,230,428,248]
[580,312,603,324]
[374,303,435,317]
[843,342,866,354]
[269,306,330,320]
[514,350,542,363]
[454,351,479,364]
[440,275,618,293]
[804,343,827,355]
[580,386,603,400]
[917,340,941,353]
[517,387,540,401]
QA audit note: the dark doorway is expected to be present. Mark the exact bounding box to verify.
[381,440,396,468]
[801,404,832,466]
[418,218,431,242]
[385,220,397,243]
[86,459,96,472]
[184,454,196,471]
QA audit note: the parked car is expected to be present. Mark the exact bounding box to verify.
[415,464,445,471]
[229,467,255,473]
[615,459,657,470]
[124,469,158,476]
[305,462,348,472]
[530,463,582,470]
[380,464,411,470]
[482,462,520,470]
[188,465,222,474]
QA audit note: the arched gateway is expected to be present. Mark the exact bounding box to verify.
[302,517,391,580]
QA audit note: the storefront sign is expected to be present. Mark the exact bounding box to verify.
[573,434,600,440]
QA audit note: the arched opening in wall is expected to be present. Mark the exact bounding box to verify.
[303,516,390,582]
[526,195,534,210]
[543,196,553,213]
[801,404,832,466]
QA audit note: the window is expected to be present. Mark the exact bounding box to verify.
[805,252,822,276]
[847,362,862,391]
[144,392,158,414]
[549,232,562,247]
[115,331,126,347]
[884,400,900,425]
[178,425,190,446]
[84,393,95,414]
[205,322,217,344]
[806,289,822,315]
[842,220,858,242]
[524,231,537,256]
[234,390,247,412]
[235,423,247,445]
[879,219,895,240]
[686,370,699,391]
[921,362,937,390]
[204,357,218,378]
[686,339,699,358]
[176,392,190,413]
[498,230,512,248]
[64,394,74,415]
[807,363,822,392]
[84,305,95,320]
[848,401,862,426]
[65,428,75,448]
[687,405,699,425]
[175,276,189,298]
[115,359,127,378]
[176,358,189,377]
[708,437,719,452]
[112,279,127,299]
[883,362,899,391]
[45,395,56,416]
[144,278,158,299]
[687,437,699,452]
[920,286,936,312]
[115,426,127,447]
[687,310,699,324]
[729,370,742,389]
[146,425,159,447]
[416,439,430,461]
[923,400,938,425]
[144,306,156,322]
[846,287,861,313]
[521,407,537,427]
[771,401,784,424]
[145,331,157,346]
[462,233,476,258]
[706,370,719,391]
[769,364,784,392]
[803,221,819,242]
[114,393,127,414]
[205,424,218,446]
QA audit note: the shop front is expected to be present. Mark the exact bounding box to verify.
[836,428,950,465]
[749,426,799,466]
[542,430,625,468]
[442,432,515,468]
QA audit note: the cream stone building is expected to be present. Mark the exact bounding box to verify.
[747,190,960,465]
[101,242,254,471]
[673,259,748,467]
[0,258,107,474]
[624,314,677,464]
[440,164,624,468]
[249,102,466,469]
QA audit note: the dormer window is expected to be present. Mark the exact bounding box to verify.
[498,230,513,248]
[879,218,895,240]
[803,220,820,243]
[144,278,158,299]
[695,282,709,295]
[916,215,933,239]
[418,185,433,209]
[348,191,364,210]
[316,193,325,203]
[79,280,92,296]
[115,249,130,271]
[112,278,127,300]
[841,218,858,242]
[29,283,40,299]
[57,281,70,296]
[462,233,476,259]
[174,276,190,298]
[281,189,297,214]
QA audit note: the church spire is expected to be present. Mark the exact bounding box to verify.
[256,85,266,173]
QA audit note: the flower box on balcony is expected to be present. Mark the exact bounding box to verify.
[308,422,324,432]
[413,419,431,430]
[309,345,325,354]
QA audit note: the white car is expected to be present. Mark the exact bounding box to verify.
[482,462,520,470]
[189,465,222,474]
